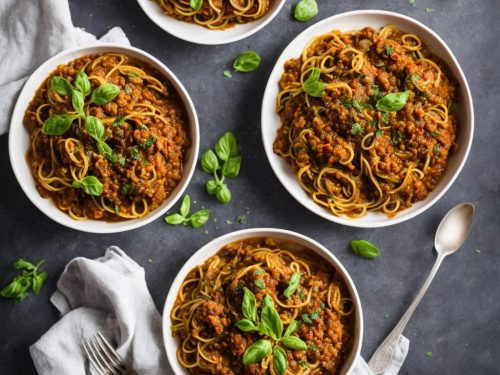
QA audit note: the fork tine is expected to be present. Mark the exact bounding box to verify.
[95,332,127,369]
[82,339,107,375]
[89,335,121,375]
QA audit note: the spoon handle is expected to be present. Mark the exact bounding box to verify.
[368,254,445,374]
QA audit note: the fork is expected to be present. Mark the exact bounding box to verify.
[82,332,136,375]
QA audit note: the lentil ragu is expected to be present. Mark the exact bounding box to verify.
[24,53,189,221]
[171,237,355,374]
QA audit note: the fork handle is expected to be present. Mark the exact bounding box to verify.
[368,254,445,374]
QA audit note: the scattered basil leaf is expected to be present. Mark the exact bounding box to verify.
[190,209,210,228]
[1,259,47,303]
[85,116,105,141]
[190,0,203,10]
[284,320,300,337]
[201,149,219,173]
[350,240,381,259]
[303,67,328,97]
[72,176,104,196]
[215,184,231,204]
[222,156,241,178]
[233,51,261,73]
[50,76,72,96]
[90,83,120,105]
[14,259,36,271]
[206,180,218,196]
[215,132,238,161]
[294,0,318,22]
[97,141,113,158]
[164,195,209,228]
[235,319,260,332]
[273,345,288,375]
[283,272,301,298]
[42,114,78,135]
[260,295,283,340]
[242,339,272,365]
[165,213,185,225]
[74,70,91,97]
[376,91,411,112]
[223,70,232,78]
[179,195,190,218]
[280,336,308,350]
[71,89,85,116]
[242,287,258,322]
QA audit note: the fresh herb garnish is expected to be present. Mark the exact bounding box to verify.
[121,184,131,195]
[131,146,140,160]
[431,131,439,138]
[376,129,384,138]
[90,83,120,105]
[255,280,266,290]
[376,91,411,112]
[1,259,48,303]
[351,123,364,134]
[223,70,232,78]
[201,132,241,204]
[433,145,441,154]
[164,195,210,228]
[112,116,126,127]
[302,313,313,324]
[294,0,318,22]
[127,71,139,78]
[409,0,416,6]
[303,67,328,97]
[407,74,421,83]
[141,136,157,149]
[425,8,435,13]
[72,176,104,196]
[42,114,79,136]
[235,290,307,374]
[299,360,309,369]
[381,112,390,124]
[254,268,265,276]
[384,45,395,56]
[190,0,203,11]
[283,272,301,298]
[350,240,381,259]
[426,351,433,357]
[233,51,261,73]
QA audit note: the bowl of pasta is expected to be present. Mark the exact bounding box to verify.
[137,0,286,45]
[163,228,363,375]
[261,10,474,228]
[9,43,199,233]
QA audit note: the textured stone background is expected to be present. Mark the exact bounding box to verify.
[1,0,499,374]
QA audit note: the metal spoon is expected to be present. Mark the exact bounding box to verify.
[368,203,475,374]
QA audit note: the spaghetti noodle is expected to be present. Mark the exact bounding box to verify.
[24,53,189,221]
[171,237,354,374]
[273,26,458,218]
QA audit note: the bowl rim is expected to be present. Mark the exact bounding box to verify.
[261,9,474,228]
[162,227,364,375]
[136,0,287,45]
[8,43,200,234]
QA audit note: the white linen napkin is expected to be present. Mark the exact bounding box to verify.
[0,0,130,135]
[30,246,169,374]
[353,335,409,375]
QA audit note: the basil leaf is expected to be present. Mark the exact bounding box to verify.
[190,209,210,228]
[206,179,218,196]
[260,294,282,340]
[273,345,288,375]
[74,70,91,97]
[90,83,120,105]
[42,114,78,135]
[97,141,113,158]
[242,339,272,365]
[201,149,219,173]
[242,287,258,322]
[180,195,190,218]
[376,90,411,112]
[190,0,203,10]
[71,89,85,116]
[283,272,301,299]
[85,116,105,141]
[215,184,231,204]
[294,0,318,22]
[215,132,238,161]
[350,240,381,259]
[303,68,329,97]
[13,259,36,271]
[280,336,307,350]
[165,213,185,225]
[222,156,241,178]
[50,76,72,96]
[233,51,261,73]
[71,176,103,196]
[32,271,47,295]
[235,319,260,332]
[284,320,300,337]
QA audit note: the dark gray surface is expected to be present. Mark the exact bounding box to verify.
[1,0,499,374]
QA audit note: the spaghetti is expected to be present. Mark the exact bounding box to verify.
[24,53,189,221]
[155,0,273,30]
[273,26,459,218]
[171,237,354,374]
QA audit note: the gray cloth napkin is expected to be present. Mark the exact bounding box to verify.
[0,0,130,135]
[30,246,169,374]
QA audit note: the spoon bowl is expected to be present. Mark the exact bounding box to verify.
[435,203,475,256]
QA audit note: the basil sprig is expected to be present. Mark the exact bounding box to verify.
[376,91,411,112]
[283,272,301,298]
[233,51,261,73]
[85,116,118,161]
[235,288,307,374]
[71,175,103,196]
[0,259,48,303]
[164,195,210,228]
[201,132,241,204]
[351,240,381,259]
[294,0,319,22]
[303,67,328,97]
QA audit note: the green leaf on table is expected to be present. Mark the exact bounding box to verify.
[350,240,381,259]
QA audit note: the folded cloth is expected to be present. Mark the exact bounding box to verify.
[30,246,169,375]
[0,0,130,135]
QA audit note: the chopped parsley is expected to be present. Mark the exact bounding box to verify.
[140,124,149,131]
[226,219,234,225]
[426,351,433,357]
[425,8,435,13]
[310,310,320,320]
[223,70,232,78]
[381,112,390,124]
[351,123,364,134]
[351,99,366,112]
[299,361,309,369]
[127,71,139,77]
[112,116,126,127]
[140,136,157,149]
[309,342,317,351]
[431,131,439,138]
[319,302,326,309]
[255,280,266,289]
[371,84,385,102]
[114,205,120,213]
[131,146,140,160]
[254,268,265,276]
[391,131,403,146]
[236,215,246,224]
[310,146,317,152]
[125,87,132,95]
[384,45,395,56]
[121,184,131,195]
[376,129,384,138]
[433,145,441,154]
[297,289,305,301]
[407,74,421,83]
[302,313,313,324]
[115,129,124,137]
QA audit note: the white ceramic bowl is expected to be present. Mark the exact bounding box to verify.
[137,0,286,45]
[162,228,363,375]
[9,43,199,233]
[261,10,474,228]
